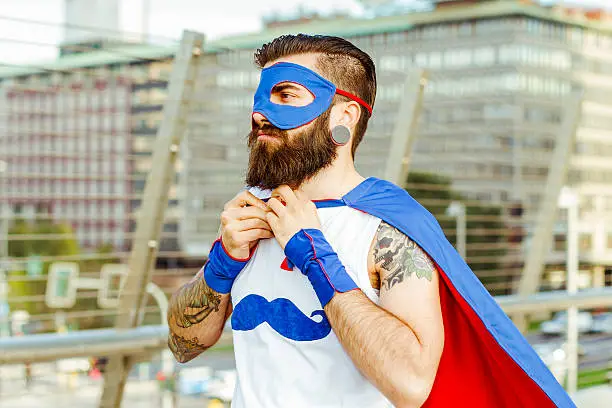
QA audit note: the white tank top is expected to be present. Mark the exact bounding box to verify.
[229,199,391,408]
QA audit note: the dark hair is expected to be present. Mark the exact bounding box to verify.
[254,34,377,157]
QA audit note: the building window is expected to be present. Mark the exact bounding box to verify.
[526,19,542,35]
[457,22,473,36]
[553,233,565,251]
[568,27,584,46]
[386,31,405,44]
[371,33,385,45]
[130,64,150,83]
[484,104,514,119]
[579,234,592,251]
[443,49,471,67]
[149,88,166,103]
[379,55,411,71]
[132,89,149,105]
[378,85,401,101]
[475,18,503,34]
[429,51,443,69]
[473,47,496,66]
[414,52,428,67]
[524,106,561,123]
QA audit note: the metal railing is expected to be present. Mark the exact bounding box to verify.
[1,287,610,366]
[0,325,168,365]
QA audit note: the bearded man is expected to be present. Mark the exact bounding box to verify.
[168,34,574,408]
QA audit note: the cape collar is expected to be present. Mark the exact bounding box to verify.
[254,177,381,209]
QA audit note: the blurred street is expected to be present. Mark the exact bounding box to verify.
[0,352,236,408]
[1,336,611,407]
[1,377,212,408]
[527,333,612,371]
[573,386,612,408]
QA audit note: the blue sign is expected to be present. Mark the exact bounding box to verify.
[27,256,43,277]
[0,302,9,317]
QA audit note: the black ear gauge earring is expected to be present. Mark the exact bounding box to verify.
[331,125,351,146]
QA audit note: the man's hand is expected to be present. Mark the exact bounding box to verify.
[266,185,321,249]
[220,190,274,259]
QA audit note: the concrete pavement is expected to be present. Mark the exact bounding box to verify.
[3,376,610,407]
[1,351,609,407]
[0,378,215,408]
[572,385,612,408]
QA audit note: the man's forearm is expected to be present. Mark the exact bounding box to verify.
[325,290,434,408]
[167,269,231,363]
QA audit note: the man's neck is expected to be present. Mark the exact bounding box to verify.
[298,159,365,201]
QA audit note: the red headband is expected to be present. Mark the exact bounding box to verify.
[335,88,373,115]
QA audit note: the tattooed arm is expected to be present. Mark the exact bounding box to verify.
[168,190,272,363]
[167,267,232,363]
[324,221,444,408]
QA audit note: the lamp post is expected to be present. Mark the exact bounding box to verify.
[0,160,9,339]
[446,201,466,259]
[0,160,8,261]
[558,186,579,395]
[0,160,8,395]
[145,282,176,408]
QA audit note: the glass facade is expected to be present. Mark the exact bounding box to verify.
[3,7,612,266]
[0,71,132,250]
[169,14,612,262]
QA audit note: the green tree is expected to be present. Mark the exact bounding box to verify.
[74,242,120,330]
[7,222,121,331]
[80,242,119,274]
[7,219,80,321]
[8,219,80,266]
[405,172,509,295]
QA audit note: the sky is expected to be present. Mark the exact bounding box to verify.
[0,0,608,65]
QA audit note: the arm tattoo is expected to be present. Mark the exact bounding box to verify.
[169,267,222,329]
[373,222,435,291]
[168,333,210,363]
[167,267,225,362]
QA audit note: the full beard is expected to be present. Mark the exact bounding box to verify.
[245,110,337,190]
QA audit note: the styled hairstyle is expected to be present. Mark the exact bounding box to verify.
[254,34,377,157]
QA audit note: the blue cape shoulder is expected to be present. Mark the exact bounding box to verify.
[343,177,574,408]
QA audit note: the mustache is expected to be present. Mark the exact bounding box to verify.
[231,294,332,342]
[249,122,288,143]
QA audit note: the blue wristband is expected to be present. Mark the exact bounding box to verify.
[284,229,358,307]
[203,239,250,294]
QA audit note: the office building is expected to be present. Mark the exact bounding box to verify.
[0,71,132,249]
[0,54,176,252]
[1,0,611,287]
[0,0,175,253]
[180,0,612,288]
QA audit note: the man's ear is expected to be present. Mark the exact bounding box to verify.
[330,100,361,135]
[341,100,361,131]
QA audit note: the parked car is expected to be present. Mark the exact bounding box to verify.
[206,369,236,402]
[591,312,612,334]
[533,343,567,384]
[533,341,587,385]
[178,366,213,396]
[540,311,594,336]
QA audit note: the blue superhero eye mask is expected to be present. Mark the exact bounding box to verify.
[253,62,372,130]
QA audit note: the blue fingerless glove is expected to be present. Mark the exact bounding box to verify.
[284,229,358,307]
[203,239,250,294]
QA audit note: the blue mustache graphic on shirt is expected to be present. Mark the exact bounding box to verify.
[231,294,332,342]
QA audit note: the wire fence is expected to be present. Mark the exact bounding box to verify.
[1,9,612,335]
[1,7,612,407]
